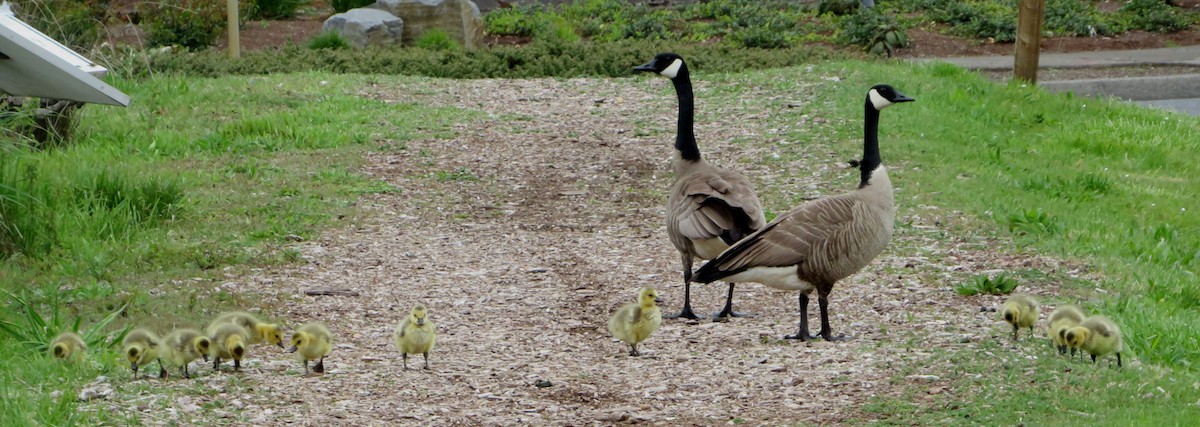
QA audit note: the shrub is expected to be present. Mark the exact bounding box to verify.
[534,16,581,45]
[9,0,104,50]
[139,0,228,50]
[731,26,791,49]
[252,0,306,19]
[1120,0,1193,33]
[414,28,461,51]
[308,31,351,50]
[484,4,549,37]
[954,273,1020,296]
[837,7,908,56]
[0,289,130,354]
[331,0,374,13]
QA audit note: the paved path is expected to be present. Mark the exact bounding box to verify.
[917,45,1200,70]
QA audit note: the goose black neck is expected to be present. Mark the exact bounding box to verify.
[671,69,701,162]
[859,100,882,188]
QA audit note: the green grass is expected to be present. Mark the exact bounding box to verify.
[0,72,470,424]
[699,60,1198,424]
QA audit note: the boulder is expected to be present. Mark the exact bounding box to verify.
[368,0,485,49]
[322,8,405,49]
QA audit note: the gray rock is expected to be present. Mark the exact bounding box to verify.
[368,0,485,49]
[322,8,405,49]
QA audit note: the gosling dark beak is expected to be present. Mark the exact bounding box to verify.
[416,319,425,327]
[287,346,298,353]
[202,355,209,362]
[892,92,915,103]
[131,362,138,374]
[633,60,657,73]
[654,297,663,305]
[277,342,285,349]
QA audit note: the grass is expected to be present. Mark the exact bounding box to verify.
[0,72,469,424]
[3,56,1199,423]
[695,60,1198,424]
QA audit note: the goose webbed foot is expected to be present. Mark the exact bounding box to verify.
[711,309,749,321]
[821,331,851,342]
[783,330,819,341]
[628,345,640,357]
[313,357,325,374]
[664,305,701,320]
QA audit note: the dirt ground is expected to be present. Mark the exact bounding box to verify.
[80,73,1098,425]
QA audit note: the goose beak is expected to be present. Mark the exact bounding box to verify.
[633,60,657,73]
[287,345,299,353]
[278,342,286,349]
[202,355,209,362]
[892,92,915,103]
[654,297,663,305]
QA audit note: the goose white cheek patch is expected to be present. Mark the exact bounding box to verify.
[868,89,893,110]
[660,58,683,79]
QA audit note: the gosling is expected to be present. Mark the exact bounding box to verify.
[1001,294,1038,341]
[607,286,663,356]
[394,304,437,370]
[49,332,86,361]
[209,311,284,349]
[209,323,250,372]
[289,322,332,375]
[123,328,166,379]
[1064,315,1124,367]
[161,328,211,378]
[1047,305,1086,355]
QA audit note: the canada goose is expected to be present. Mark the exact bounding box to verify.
[161,328,211,379]
[1047,305,1086,355]
[49,332,86,360]
[289,322,332,374]
[123,328,166,379]
[690,84,914,341]
[209,323,250,372]
[607,286,664,356]
[209,311,284,349]
[1064,315,1124,367]
[1001,294,1039,341]
[634,52,766,321]
[394,304,437,370]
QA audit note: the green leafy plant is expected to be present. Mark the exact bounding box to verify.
[414,29,461,51]
[1007,208,1060,236]
[1120,0,1193,33]
[955,273,1020,296]
[139,0,230,50]
[10,0,104,50]
[308,31,351,50]
[251,0,307,19]
[534,15,581,45]
[0,290,130,354]
[838,7,908,56]
[484,4,549,36]
[332,0,375,13]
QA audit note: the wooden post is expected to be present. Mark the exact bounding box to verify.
[1014,0,1044,83]
[227,0,240,58]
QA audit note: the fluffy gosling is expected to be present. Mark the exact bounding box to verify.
[49,332,86,361]
[210,311,284,349]
[209,323,250,372]
[394,304,437,370]
[1001,294,1039,341]
[1064,315,1124,368]
[161,328,211,378]
[607,286,663,356]
[123,328,166,379]
[289,322,332,374]
[1047,305,1086,355]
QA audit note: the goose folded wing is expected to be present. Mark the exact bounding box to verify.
[707,196,860,273]
[675,178,766,241]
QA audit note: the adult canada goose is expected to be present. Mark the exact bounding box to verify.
[634,52,766,321]
[691,84,914,341]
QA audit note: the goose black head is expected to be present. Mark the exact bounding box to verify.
[633,53,686,79]
[867,84,914,111]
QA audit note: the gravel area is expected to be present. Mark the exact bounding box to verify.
[84,76,1095,426]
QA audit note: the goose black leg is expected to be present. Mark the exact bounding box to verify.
[423,352,430,369]
[784,293,818,340]
[158,359,167,379]
[817,293,849,341]
[233,358,240,372]
[213,357,221,371]
[314,356,325,374]
[665,258,700,320]
[183,365,190,379]
[712,283,749,320]
[402,353,409,370]
[629,344,640,357]
[1116,353,1122,368]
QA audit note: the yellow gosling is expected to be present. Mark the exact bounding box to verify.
[49,332,86,361]
[607,286,663,356]
[209,311,284,349]
[1064,315,1124,368]
[209,323,250,372]
[1047,305,1086,355]
[1001,294,1038,341]
[161,328,211,378]
[394,304,437,370]
[289,322,332,375]
[122,328,165,379]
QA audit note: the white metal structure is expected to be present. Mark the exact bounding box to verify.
[0,2,130,106]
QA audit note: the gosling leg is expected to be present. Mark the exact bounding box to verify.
[402,353,409,370]
[423,352,430,370]
[314,356,325,374]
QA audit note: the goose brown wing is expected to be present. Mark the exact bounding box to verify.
[673,171,766,242]
[694,195,860,282]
